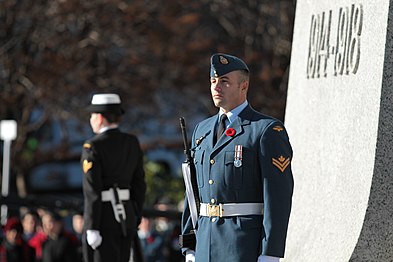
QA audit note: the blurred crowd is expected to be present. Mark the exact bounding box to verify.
[0,206,182,262]
[136,216,182,262]
[0,208,82,262]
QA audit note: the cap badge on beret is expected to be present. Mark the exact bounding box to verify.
[219,56,229,65]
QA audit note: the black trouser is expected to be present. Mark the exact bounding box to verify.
[82,230,134,262]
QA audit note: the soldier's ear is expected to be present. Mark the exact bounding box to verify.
[241,80,249,92]
[97,113,105,124]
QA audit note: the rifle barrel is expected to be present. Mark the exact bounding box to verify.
[179,117,191,160]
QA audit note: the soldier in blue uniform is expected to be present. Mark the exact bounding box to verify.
[81,93,146,262]
[181,54,294,262]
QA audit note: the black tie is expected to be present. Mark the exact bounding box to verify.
[216,114,228,141]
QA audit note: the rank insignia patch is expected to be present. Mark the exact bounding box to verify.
[83,143,91,149]
[272,156,290,173]
[273,126,284,132]
[83,160,93,174]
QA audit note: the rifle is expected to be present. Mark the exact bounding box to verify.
[178,117,199,249]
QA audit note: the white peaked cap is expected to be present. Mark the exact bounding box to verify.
[91,93,121,105]
[87,93,124,115]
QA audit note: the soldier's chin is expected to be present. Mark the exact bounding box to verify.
[213,99,223,107]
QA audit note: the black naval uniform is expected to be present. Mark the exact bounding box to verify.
[81,128,146,262]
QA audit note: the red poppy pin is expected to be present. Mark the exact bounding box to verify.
[147,235,155,244]
[225,128,236,137]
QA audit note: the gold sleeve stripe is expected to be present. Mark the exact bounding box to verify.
[272,156,290,173]
[83,143,91,149]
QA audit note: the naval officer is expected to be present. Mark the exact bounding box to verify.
[181,53,294,262]
[81,93,146,262]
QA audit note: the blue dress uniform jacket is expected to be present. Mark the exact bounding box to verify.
[81,128,146,262]
[181,105,294,262]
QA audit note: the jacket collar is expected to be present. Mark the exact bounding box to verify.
[211,105,253,151]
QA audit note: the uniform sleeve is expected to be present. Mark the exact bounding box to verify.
[259,121,294,257]
[81,142,103,230]
[130,138,146,223]
[180,195,194,255]
[181,197,193,236]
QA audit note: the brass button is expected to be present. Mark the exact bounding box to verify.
[210,199,216,204]
[212,217,217,222]
[210,159,215,164]
[209,179,214,185]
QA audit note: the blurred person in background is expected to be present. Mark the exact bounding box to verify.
[138,217,164,262]
[21,209,40,242]
[0,216,35,262]
[152,200,182,262]
[40,210,80,262]
[72,212,84,241]
[81,93,146,262]
[28,208,53,262]
[28,223,46,262]
[72,212,84,261]
[163,222,182,262]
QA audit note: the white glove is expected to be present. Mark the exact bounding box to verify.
[257,255,280,262]
[185,250,195,262]
[86,230,102,249]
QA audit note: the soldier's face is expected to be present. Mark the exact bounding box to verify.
[90,113,102,134]
[210,71,248,112]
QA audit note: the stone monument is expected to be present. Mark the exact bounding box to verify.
[283,0,393,261]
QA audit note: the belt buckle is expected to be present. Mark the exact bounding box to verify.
[207,204,224,217]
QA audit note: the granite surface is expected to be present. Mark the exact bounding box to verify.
[283,0,393,261]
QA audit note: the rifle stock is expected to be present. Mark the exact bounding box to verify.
[178,230,196,249]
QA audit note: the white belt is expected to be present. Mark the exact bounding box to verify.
[200,203,264,217]
[101,189,130,202]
